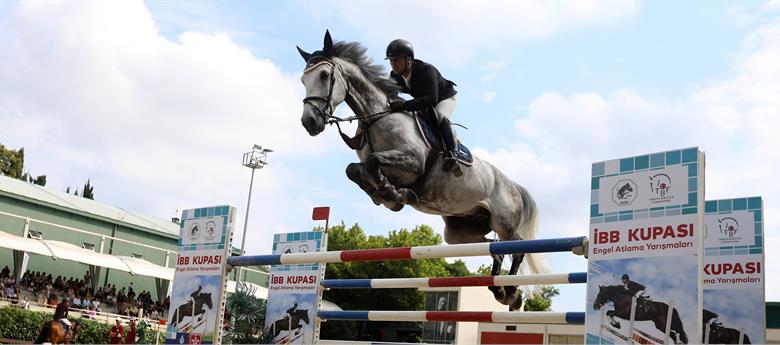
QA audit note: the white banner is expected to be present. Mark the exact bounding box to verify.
[598,164,689,213]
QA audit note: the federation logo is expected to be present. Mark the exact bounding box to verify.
[612,179,637,206]
[649,173,671,197]
[205,220,217,241]
[718,217,739,239]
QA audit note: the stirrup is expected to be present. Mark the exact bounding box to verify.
[442,153,462,177]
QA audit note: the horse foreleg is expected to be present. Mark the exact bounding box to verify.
[607,311,620,329]
[346,162,404,211]
[366,150,423,205]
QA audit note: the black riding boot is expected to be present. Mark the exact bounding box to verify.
[439,118,462,177]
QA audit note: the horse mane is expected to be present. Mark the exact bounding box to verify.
[332,41,401,99]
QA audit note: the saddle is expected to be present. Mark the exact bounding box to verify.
[413,109,474,166]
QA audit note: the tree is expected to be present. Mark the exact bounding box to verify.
[224,282,266,344]
[82,179,94,200]
[1,144,46,186]
[0,144,24,178]
[523,286,559,311]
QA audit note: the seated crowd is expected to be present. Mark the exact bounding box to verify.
[1,265,170,320]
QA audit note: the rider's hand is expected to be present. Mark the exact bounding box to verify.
[389,101,405,112]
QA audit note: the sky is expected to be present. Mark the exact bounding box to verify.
[1,0,779,313]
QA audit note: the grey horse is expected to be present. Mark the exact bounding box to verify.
[297,31,546,310]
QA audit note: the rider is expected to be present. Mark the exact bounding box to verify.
[189,285,202,308]
[621,274,649,312]
[285,302,298,320]
[53,297,72,334]
[386,39,461,175]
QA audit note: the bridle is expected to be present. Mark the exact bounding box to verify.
[301,58,351,125]
[301,57,390,126]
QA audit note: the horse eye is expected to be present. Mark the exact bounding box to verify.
[320,71,328,81]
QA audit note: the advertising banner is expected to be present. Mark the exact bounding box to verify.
[703,197,765,344]
[586,148,704,344]
[264,231,324,344]
[166,205,236,345]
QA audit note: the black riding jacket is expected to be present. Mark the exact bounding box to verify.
[624,280,646,295]
[390,59,457,111]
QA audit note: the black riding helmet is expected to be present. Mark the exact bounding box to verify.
[621,274,629,280]
[385,39,414,59]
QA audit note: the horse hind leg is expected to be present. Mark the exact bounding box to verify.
[441,215,515,305]
[504,253,526,310]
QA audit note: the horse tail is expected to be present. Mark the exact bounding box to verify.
[35,321,51,344]
[515,183,549,276]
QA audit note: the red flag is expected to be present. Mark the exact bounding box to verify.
[312,207,330,221]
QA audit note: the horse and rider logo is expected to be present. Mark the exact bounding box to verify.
[612,179,637,206]
[189,223,200,240]
[649,173,672,197]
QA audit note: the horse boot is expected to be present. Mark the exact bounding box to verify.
[439,118,462,177]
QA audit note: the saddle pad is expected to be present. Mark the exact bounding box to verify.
[414,112,474,166]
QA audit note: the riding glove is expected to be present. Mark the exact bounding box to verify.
[389,100,405,112]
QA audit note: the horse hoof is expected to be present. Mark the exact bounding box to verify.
[488,286,508,305]
[611,322,621,329]
[509,296,524,311]
[386,203,404,212]
[402,188,418,205]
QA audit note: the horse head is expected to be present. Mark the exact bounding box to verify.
[297,309,310,325]
[201,292,213,310]
[593,285,612,310]
[593,285,606,310]
[297,30,350,136]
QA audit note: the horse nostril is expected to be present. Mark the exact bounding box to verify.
[302,116,314,128]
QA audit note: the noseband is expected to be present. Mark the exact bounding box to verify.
[302,58,348,124]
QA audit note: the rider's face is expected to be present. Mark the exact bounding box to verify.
[389,56,411,75]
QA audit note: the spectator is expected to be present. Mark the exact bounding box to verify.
[125,319,137,344]
[0,265,9,278]
[4,284,17,299]
[127,283,135,301]
[73,295,82,307]
[108,319,124,344]
[37,286,48,304]
[81,296,92,309]
[20,296,30,309]
[48,293,58,307]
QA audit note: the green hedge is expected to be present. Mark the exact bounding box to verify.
[0,307,164,344]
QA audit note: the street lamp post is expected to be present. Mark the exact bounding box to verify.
[239,144,272,282]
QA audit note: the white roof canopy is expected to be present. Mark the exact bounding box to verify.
[0,230,174,280]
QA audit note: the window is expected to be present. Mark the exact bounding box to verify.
[131,253,143,259]
[82,242,96,251]
[27,230,43,239]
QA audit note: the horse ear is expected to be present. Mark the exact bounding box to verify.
[323,30,333,57]
[297,46,311,62]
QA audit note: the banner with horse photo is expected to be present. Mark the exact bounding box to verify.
[264,231,324,344]
[702,197,765,344]
[585,148,705,344]
[166,206,237,344]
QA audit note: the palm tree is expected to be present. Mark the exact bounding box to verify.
[223,282,268,344]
